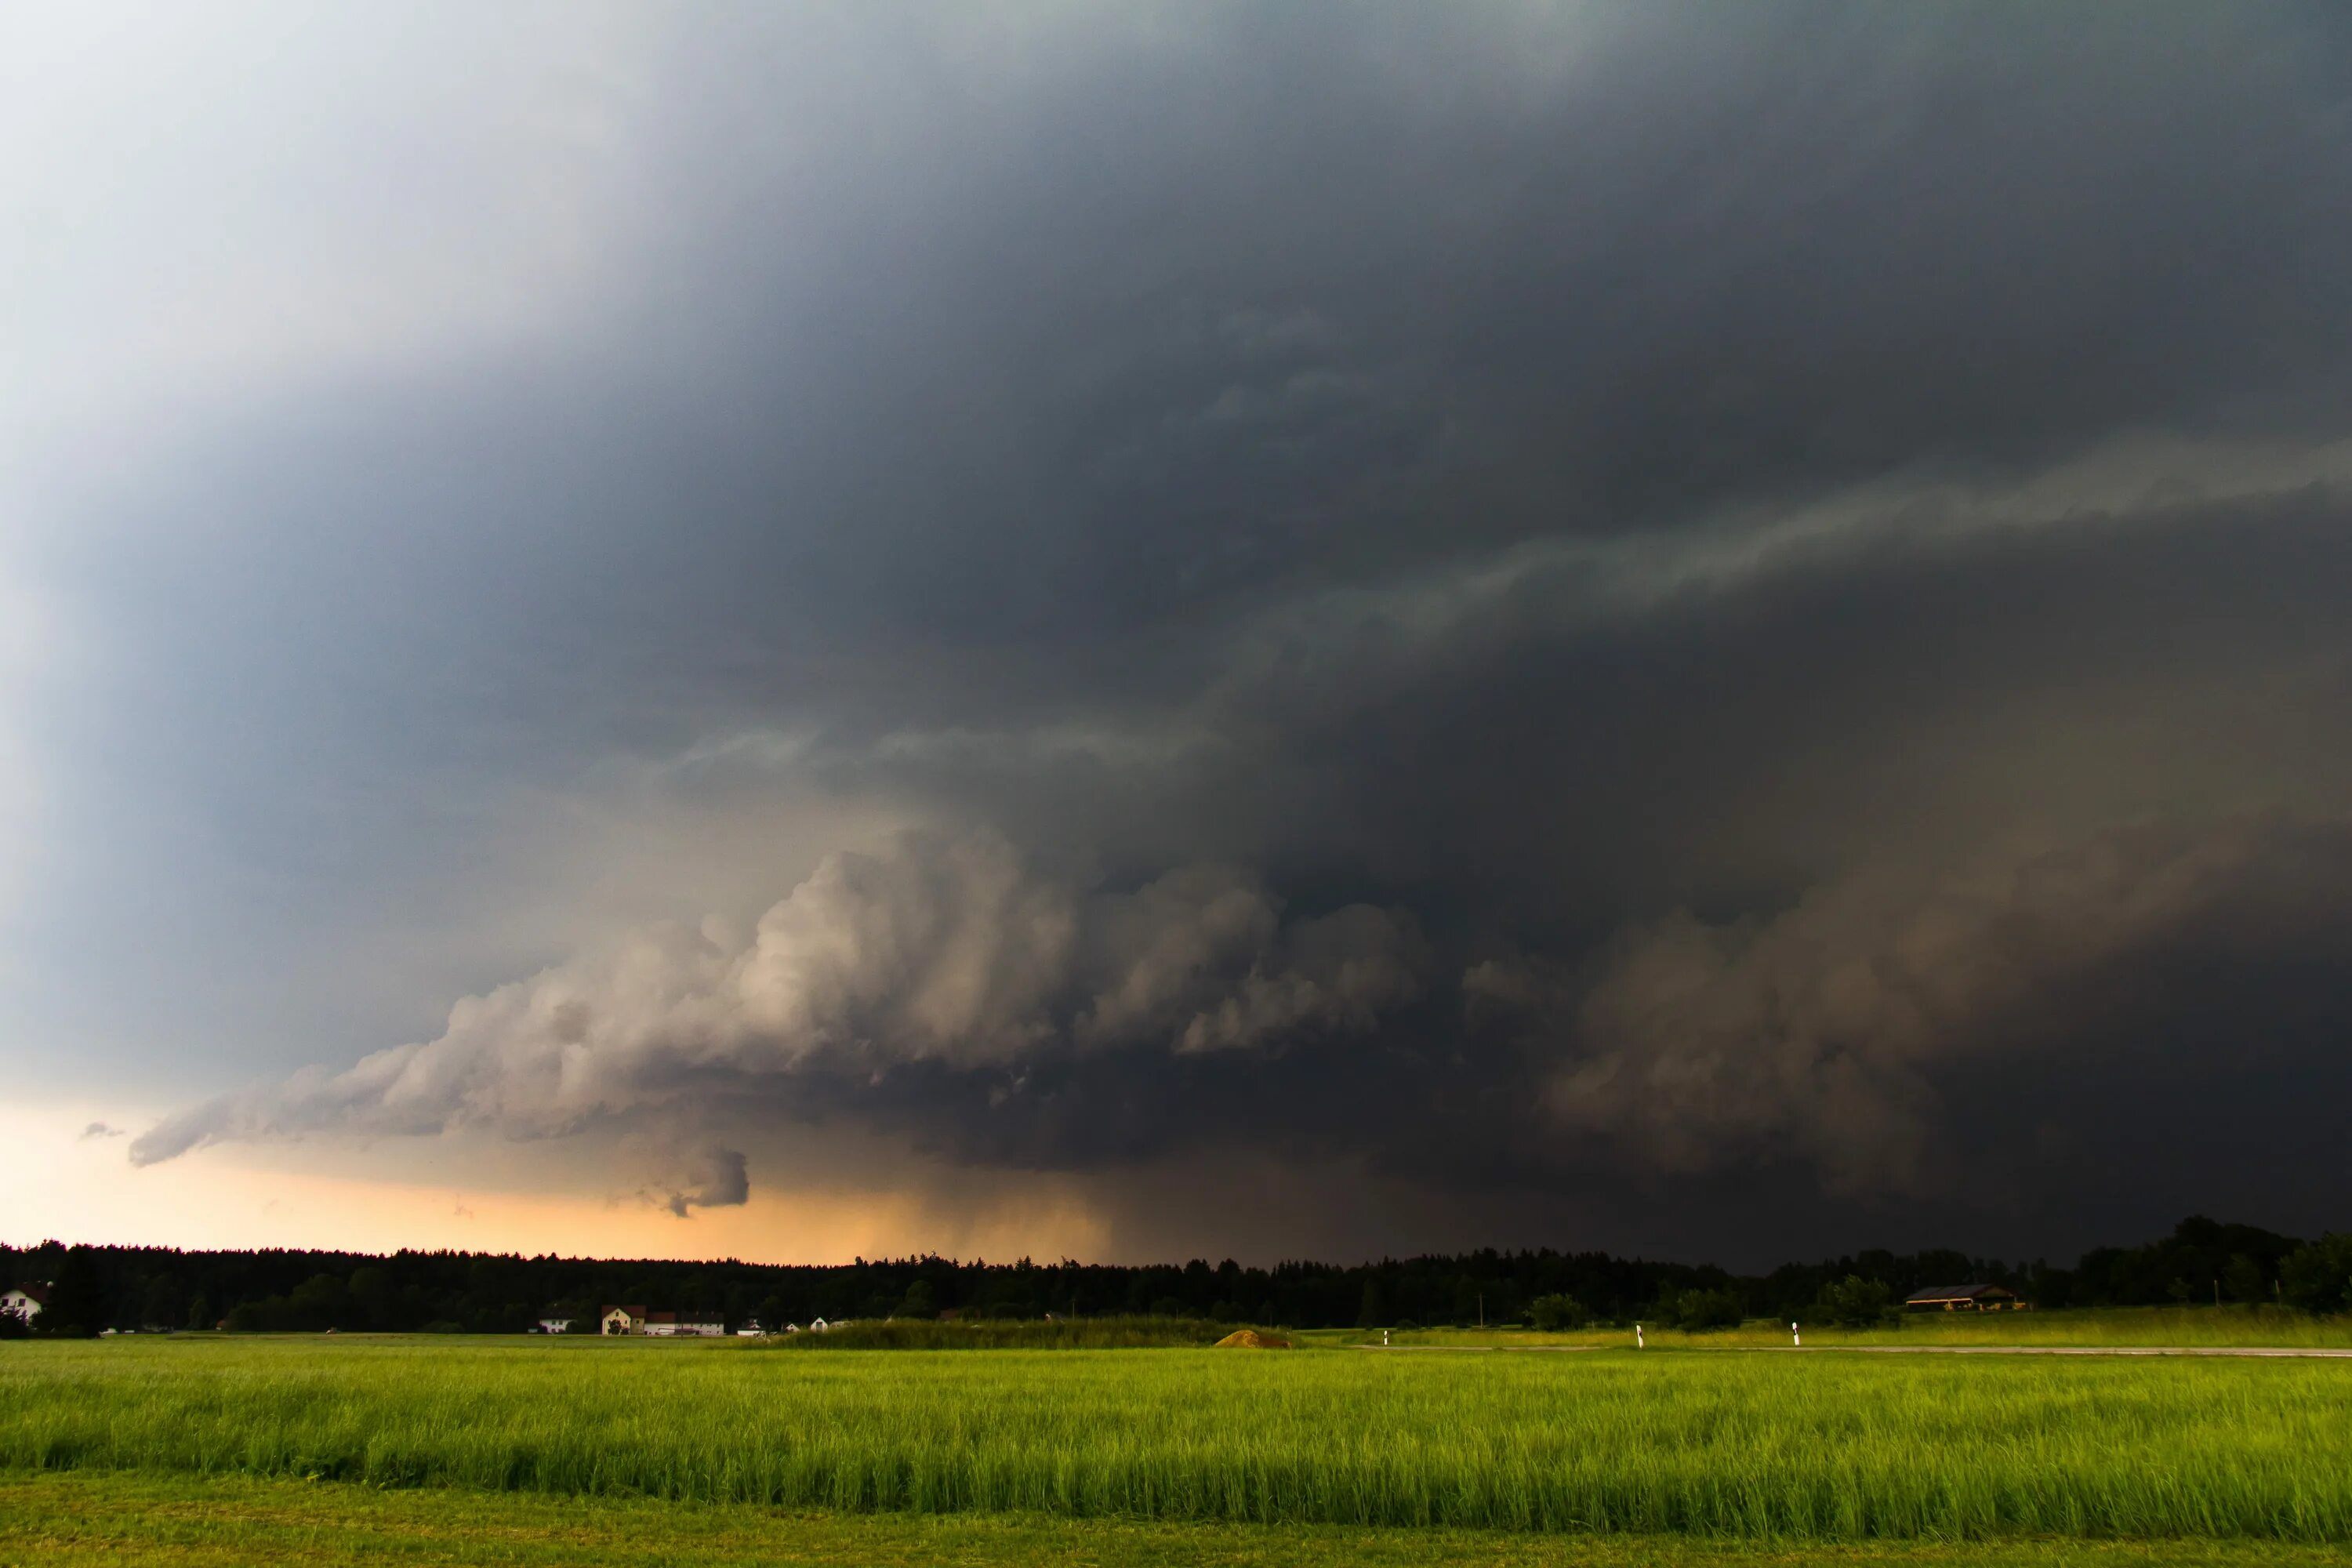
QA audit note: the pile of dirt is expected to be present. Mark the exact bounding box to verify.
[1212,1328,1292,1349]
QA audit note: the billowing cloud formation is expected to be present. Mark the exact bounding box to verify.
[129,832,1426,1187]
[1472,814,2352,1195]
[7,2,2350,1261]
[652,1144,750,1218]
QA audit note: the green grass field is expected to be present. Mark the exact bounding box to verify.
[5,1334,2351,1546]
[7,1471,2342,1568]
[760,1314,1235,1349]
[1308,1304,2352,1351]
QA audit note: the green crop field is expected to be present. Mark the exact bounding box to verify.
[5,1334,2352,1558]
[1314,1305,2352,1352]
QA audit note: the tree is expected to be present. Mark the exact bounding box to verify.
[1657,1287,1744,1332]
[896,1279,938,1321]
[1356,1280,1387,1328]
[1528,1294,1589,1331]
[2221,1253,2267,1305]
[288,1273,355,1330]
[138,1276,183,1331]
[2279,1234,2352,1316]
[350,1267,397,1330]
[40,1247,108,1338]
[184,1292,212,1332]
[1813,1275,1894,1328]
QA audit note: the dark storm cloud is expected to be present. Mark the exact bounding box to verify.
[656,1145,750,1218]
[34,2,2352,1257]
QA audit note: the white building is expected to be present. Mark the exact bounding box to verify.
[536,1318,573,1334]
[600,1305,725,1336]
[2,1283,49,1323]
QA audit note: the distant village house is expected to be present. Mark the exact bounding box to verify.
[2,1283,48,1323]
[600,1305,725,1336]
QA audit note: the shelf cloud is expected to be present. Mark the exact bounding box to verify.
[6,2,2350,1260]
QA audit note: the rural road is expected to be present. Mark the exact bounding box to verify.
[1818,1345,2352,1358]
[1356,1344,2352,1358]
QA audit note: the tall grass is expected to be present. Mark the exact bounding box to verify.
[1336,1305,2352,1352]
[3,1338,2349,1541]
[760,1315,1232,1349]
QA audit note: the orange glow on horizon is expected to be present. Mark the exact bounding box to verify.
[0,1102,1114,1265]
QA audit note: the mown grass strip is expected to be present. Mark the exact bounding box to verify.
[5,1471,2343,1568]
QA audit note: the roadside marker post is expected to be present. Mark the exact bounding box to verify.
[1791,1321,1801,1347]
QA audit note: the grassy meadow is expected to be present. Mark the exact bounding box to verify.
[5,1334,2352,1545]
[1308,1304,2352,1352]
[761,1315,1233,1349]
[9,1471,2344,1568]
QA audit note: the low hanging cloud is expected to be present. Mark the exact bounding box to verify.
[1470,813,2352,1195]
[650,1143,750,1217]
[128,829,1427,1194]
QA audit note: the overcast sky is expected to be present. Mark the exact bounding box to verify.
[7,2,2352,1268]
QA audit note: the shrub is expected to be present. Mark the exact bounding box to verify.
[1528,1294,1590,1331]
[1814,1275,1895,1328]
[1656,1288,1744,1332]
[2280,1233,2352,1316]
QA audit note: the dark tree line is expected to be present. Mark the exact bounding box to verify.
[2,1216,2346,1338]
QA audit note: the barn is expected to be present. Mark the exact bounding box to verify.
[600,1305,727,1335]
[1904,1283,2025,1312]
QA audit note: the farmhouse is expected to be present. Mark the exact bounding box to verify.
[536,1317,573,1334]
[2,1283,49,1323]
[600,1305,726,1336]
[1905,1283,2025,1312]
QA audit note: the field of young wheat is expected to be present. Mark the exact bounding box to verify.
[4,1337,2350,1543]
[1325,1305,2352,1352]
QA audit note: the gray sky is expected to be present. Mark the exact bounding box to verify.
[8,2,2352,1266]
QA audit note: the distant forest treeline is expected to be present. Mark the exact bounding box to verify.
[4,1215,2347,1338]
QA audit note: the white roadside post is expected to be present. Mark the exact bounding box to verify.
[1791,1320,1801,1347]
[1635,1323,1644,1349]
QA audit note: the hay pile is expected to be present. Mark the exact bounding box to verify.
[1211,1328,1292,1349]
